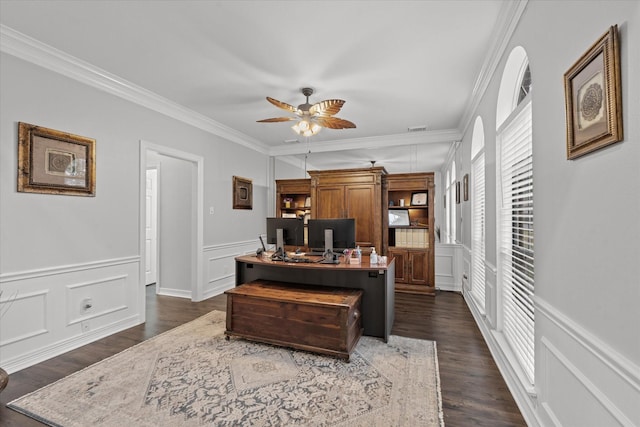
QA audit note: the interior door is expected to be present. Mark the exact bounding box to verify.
[145,168,158,285]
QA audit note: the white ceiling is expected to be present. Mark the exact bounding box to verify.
[0,0,515,174]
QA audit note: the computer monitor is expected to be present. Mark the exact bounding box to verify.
[308,218,356,253]
[266,217,304,254]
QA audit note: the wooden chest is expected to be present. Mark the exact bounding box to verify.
[224,280,363,360]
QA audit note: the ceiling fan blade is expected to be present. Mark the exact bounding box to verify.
[266,97,298,114]
[256,117,298,123]
[310,99,345,116]
[315,116,356,129]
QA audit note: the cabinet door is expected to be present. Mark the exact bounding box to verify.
[315,186,345,218]
[388,248,407,283]
[345,185,377,247]
[408,250,430,286]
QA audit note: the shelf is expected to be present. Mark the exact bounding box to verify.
[389,206,428,210]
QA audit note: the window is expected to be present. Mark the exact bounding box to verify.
[471,117,486,310]
[496,47,535,384]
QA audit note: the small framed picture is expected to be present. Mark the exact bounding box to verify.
[232,176,252,209]
[410,192,427,206]
[463,174,469,202]
[564,25,623,159]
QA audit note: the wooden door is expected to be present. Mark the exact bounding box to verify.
[345,185,376,247]
[388,248,407,283]
[408,250,430,286]
[315,186,345,218]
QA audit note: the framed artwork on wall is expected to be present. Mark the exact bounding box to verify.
[564,25,623,159]
[463,174,469,202]
[17,122,96,196]
[232,176,253,209]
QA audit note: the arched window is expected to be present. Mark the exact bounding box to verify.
[471,117,486,311]
[496,46,535,384]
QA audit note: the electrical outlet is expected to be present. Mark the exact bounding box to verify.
[82,298,93,313]
[81,321,90,332]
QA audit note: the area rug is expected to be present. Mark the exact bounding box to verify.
[8,310,444,426]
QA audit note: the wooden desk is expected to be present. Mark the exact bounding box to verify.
[235,255,395,341]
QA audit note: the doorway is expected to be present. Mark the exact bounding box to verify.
[139,141,204,323]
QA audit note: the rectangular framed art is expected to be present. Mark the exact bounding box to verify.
[463,173,469,202]
[18,122,96,196]
[232,176,253,209]
[564,25,623,159]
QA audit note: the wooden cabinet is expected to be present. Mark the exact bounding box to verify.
[385,173,435,295]
[388,248,431,289]
[308,167,386,252]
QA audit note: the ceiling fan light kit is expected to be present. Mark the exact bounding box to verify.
[258,87,356,137]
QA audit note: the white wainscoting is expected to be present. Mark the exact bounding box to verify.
[536,298,640,427]
[0,257,141,373]
[202,239,260,300]
[435,243,462,292]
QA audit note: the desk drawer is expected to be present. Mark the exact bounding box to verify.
[225,280,363,360]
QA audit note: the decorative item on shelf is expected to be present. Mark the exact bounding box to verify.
[304,196,311,207]
[232,176,253,209]
[17,122,96,196]
[564,25,623,159]
[411,192,427,206]
[283,197,293,208]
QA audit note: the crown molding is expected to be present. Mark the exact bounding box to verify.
[0,24,269,155]
[268,128,462,157]
[458,0,528,135]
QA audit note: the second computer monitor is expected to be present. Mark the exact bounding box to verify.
[308,218,356,253]
[266,217,304,252]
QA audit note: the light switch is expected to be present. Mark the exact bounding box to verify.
[209,206,214,215]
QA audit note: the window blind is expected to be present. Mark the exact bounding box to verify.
[471,152,486,310]
[498,100,534,383]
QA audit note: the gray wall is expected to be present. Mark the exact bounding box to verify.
[447,1,639,425]
[0,52,269,371]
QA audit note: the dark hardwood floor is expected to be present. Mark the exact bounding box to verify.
[0,287,526,426]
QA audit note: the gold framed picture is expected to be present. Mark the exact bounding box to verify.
[18,122,96,196]
[232,176,252,209]
[564,25,623,159]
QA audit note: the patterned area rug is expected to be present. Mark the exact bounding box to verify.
[8,310,444,426]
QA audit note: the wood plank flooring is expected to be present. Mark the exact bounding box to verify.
[0,287,526,426]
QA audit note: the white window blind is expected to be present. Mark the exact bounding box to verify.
[471,152,486,310]
[498,100,534,383]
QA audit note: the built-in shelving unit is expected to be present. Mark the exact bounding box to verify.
[384,173,435,295]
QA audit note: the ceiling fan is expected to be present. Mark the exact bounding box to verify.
[257,87,356,137]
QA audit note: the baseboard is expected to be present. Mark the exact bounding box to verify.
[2,315,140,374]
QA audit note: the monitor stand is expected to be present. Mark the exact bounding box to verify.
[320,229,338,263]
[323,229,334,255]
[271,228,285,261]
